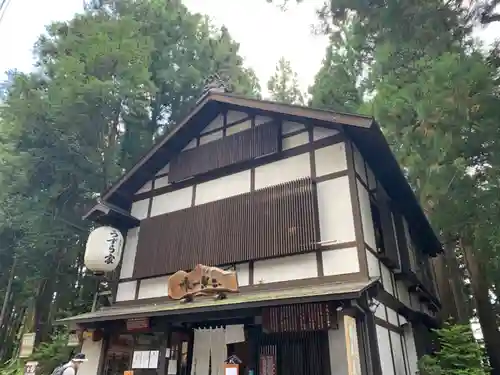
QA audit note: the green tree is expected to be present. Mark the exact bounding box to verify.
[419,323,489,375]
[267,57,304,104]
[0,0,260,363]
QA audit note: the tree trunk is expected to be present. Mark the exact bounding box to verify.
[431,236,470,324]
[0,256,17,328]
[462,238,500,374]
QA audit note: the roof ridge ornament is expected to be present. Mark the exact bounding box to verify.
[197,72,231,103]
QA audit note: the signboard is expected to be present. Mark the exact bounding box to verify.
[24,361,38,375]
[19,333,36,358]
[84,226,124,273]
[168,264,239,301]
[126,318,150,332]
[67,332,81,347]
[344,315,361,375]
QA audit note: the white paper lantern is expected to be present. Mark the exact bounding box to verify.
[84,226,124,272]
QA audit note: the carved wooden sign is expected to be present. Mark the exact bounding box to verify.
[167,264,239,302]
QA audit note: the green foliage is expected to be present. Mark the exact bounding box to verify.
[267,57,304,104]
[0,0,260,364]
[0,358,23,375]
[418,324,489,375]
[29,332,74,375]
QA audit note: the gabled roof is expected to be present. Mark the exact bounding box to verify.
[88,91,441,255]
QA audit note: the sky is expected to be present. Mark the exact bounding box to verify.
[0,0,498,95]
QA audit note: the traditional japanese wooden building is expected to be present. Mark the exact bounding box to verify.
[59,84,442,375]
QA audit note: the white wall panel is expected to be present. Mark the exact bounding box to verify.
[313,127,339,141]
[151,187,193,217]
[396,280,411,307]
[352,144,367,184]
[253,253,317,284]
[322,247,360,275]
[79,337,103,375]
[183,138,197,150]
[317,177,356,244]
[116,281,137,302]
[138,276,169,299]
[282,121,306,134]
[404,323,418,375]
[391,331,406,375]
[226,120,251,135]
[254,153,310,190]
[120,227,140,279]
[255,116,272,125]
[195,171,251,205]
[199,130,223,145]
[156,163,169,176]
[366,250,381,278]
[328,322,348,375]
[314,143,347,177]
[226,111,248,124]
[136,181,152,194]
[131,199,149,220]
[357,180,376,250]
[376,325,396,375]
[202,114,224,133]
[374,300,386,320]
[235,263,250,287]
[387,307,399,326]
[155,175,170,189]
[381,262,395,296]
[282,132,309,150]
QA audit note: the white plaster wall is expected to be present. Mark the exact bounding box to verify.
[120,227,140,279]
[396,280,411,307]
[226,120,251,135]
[376,325,396,375]
[366,250,380,278]
[183,138,197,150]
[313,127,338,141]
[403,323,418,375]
[357,179,376,250]
[79,338,103,375]
[255,115,272,125]
[253,253,317,284]
[150,186,193,217]
[317,177,356,244]
[391,331,406,375]
[380,262,395,296]
[386,307,399,326]
[226,111,247,124]
[322,247,360,275]
[282,121,306,134]
[138,276,169,299]
[136,180,152,195]
[254,153,311,190]
[202,114,224,133]
[200,130,223,145]
[154,175,170,189]
[314,143,347,177]
[131,199,149,220]
[352,145,367,184]
[195,171,251,205]
[282,132,309,150]
[235,263,250,287]
[374,300,386,320]
[328,324,348,375]
[116,281,137,302]
[156,163,169,176]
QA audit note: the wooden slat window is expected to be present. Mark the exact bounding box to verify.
[133,178,318,279]
[169,121,279,183]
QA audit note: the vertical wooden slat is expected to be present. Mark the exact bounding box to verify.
[169,122,279,182]
[133,178,318,278]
